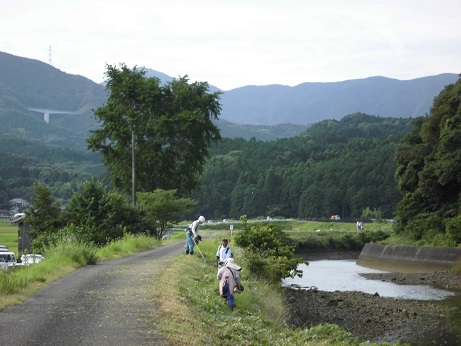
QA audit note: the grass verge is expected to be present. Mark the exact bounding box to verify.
[0,233,162,310]
[151,232,396,346]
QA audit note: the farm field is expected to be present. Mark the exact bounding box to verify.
[0,219,17,252]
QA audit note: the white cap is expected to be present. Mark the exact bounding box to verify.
[225,258,241,271]
[198,216,205,223]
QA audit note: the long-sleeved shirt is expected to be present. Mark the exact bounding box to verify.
[216,245,233,262]
[217,266,241,297]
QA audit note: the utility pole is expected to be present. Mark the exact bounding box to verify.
[132,129,136,206]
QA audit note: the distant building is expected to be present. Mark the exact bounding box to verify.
[9,198,30,216]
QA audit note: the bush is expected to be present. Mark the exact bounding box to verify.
[445,216,461,245]
[233,215,303,283]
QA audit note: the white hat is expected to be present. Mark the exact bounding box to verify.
[225,258,241,271]
[198,215,205,223]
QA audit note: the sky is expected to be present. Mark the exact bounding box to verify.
[1,0,460,91]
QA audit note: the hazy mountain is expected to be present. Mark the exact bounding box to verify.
[0,51,106,150]
[0,51,458,150]
[219,74,459,125]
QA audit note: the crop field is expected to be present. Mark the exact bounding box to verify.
[0,219,18,251]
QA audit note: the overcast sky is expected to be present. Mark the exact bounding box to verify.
[1,0,460,90]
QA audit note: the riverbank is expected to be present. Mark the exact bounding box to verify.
[286,252,461,345]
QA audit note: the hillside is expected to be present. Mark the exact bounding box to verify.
[219,74,459,125]
[1,51,458,150]
[193,113,413,220]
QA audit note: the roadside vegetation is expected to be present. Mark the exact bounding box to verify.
[0,228,161,309]
[152,224,405,345]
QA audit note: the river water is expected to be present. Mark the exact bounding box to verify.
[282,260,458,300]
[283,260,461,345]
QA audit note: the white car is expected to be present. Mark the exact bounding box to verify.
[0,251,17,271]
[21,254,45,266]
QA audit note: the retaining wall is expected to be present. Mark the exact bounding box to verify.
[357,243,461,272]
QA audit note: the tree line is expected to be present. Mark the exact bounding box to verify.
[193,113,413,220]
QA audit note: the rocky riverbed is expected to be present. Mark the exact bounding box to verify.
[284,270,461,345]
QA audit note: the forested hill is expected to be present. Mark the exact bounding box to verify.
[0,137,104,209]
[0,51,106,150]
[0,51,306,148]
[192,113,414,220]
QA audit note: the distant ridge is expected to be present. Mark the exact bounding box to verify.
[219,73,459,125]
[0,51,458,148]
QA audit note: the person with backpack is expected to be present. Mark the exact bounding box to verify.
[185,215,205,255]
[217,258,243,311]
[216,238,233,268]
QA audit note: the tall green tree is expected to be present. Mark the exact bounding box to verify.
[136,189,196,239]
[395,79,461,244]
[25,182,64,240]
[87,64,222,197]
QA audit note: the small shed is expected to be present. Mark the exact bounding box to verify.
[9,213,32,258]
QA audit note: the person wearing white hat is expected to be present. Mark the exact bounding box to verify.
[217,258,243,311]
[185,215,205,255]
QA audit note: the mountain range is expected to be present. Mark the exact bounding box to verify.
[0,51,458,151]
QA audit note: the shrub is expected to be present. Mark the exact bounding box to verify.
[234,215,303,283]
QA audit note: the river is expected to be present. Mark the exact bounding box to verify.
[282,260,458,300]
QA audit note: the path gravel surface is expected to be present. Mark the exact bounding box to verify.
[0,241,184,346]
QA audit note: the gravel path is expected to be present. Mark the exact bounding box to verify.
[0,241,184,346]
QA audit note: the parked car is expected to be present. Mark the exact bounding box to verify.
[0,251,17,271]
[330,215,341,221]
[20,254,45,266]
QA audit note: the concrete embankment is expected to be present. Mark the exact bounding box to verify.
[357,243,461,272]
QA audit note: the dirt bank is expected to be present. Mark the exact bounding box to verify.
[286,253,461,345]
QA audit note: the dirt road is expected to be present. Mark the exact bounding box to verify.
[0,241,184,346]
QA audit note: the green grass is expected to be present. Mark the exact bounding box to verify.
[0,232,162,309]
[0,219,19,251]
[96,232,161,260]
[285,219,394,236]
[152,230,399,346]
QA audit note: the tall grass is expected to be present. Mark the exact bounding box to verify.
[96,232,161,260]
[0,233,161,309]
[151,232,396,346]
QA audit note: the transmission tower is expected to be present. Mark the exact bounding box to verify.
[48,45,52,65]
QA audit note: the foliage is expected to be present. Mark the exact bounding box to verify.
[0,232,160,308]
[394,79,461,244]
[87,64,222,197]
[193,113,412,220]
[361,207,383,222]
[136,189,196,239]
[65,179,147,246]
[96,232,161,260]
[233,215,303,283]
[152,236,396,346]
[0,137,104,207]
[25,179,155,250]
[25,182,65,241]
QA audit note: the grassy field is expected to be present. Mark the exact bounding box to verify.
[285,219,394,235]
[0,219,18,251]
